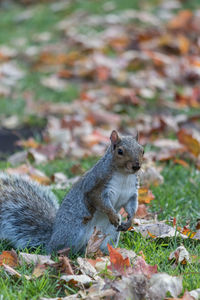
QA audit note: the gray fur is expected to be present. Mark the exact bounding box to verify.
[0,173,58,249]
[0,133,143,254]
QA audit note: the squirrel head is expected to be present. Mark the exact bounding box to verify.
[110,130,144,174]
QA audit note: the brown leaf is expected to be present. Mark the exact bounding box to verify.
[32,264,47,278]
[130,256,157,278]
[177,128,200,157]
[135,204,148,219]
[0,250,18,268]
[52,256,74,275]
[86,227,106,257]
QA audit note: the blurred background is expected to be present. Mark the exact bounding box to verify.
[0,0,200,224]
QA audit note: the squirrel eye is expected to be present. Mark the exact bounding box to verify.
[118,148,123,155]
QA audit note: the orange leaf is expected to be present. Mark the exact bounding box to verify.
[16,137,39,149]
[173,159,189,168]
[177,129,200,157]
[181,227,196,238]
[168,10,193,30]
[138,188,155,204]
[177,35,190,54]
[0,250,18,268]
[86,258,105,268]
[147,230,156,239]
[107,244,130,276]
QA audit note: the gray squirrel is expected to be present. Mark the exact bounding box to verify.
[0,130,144,254]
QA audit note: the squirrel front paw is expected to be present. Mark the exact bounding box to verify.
[117,220,132,232]
[109,213,121,227]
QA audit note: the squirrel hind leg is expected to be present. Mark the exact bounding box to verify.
[100,229,120,254]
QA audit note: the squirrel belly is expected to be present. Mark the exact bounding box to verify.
[88,171,139,253]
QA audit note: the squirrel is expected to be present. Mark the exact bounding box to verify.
[0,130,144,254]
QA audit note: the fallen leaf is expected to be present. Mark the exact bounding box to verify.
[168,10,193,30]
[77,257,100,280]
[169,245,191,265]
[107,243,130,276]
[52,256,74,275]
[173,158,189,168]
[32,264,47,278]
[135,204,148,219]
[177,128,200,157]
[16,137,39,149]
[132,222,188,239]
[138,188,155,204]
[149,273,183,299]
[86,227,106,257]
[130,256,157,278]
[2,263,31,280]
[0,250,18,268]
[19,253,55,265]
[61,274,95,287]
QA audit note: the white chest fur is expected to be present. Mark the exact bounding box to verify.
[105,172,138,210]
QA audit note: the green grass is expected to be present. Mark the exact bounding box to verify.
[151,163,200,229]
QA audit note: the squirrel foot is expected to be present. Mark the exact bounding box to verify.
[117,220,132,231]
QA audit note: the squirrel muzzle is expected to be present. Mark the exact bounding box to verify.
[126,161,141,172]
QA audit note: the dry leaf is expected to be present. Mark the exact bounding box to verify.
[132,222,188,239]
[169,246,191,265]
[135,204,149,219]
[61,274,95,287]
[107,243,130,276]
[149,273,183,299]
[2,263,31,280]
[168,10,193,30]
[77,257,100,280]
[177,128,200,157]
[86,227,106,257]
[32,264,47,278]
[19,253,55,265]
[52,256,74,275]
[0,250,18,268]
[130,256,157,278]
[138,188,155,204]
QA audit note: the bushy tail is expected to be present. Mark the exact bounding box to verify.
[0,173,59,249]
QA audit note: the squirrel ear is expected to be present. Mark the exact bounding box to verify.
[110,130,120,145]
[135,131,139,142]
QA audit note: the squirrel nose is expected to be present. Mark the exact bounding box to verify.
[132,163,140,171]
